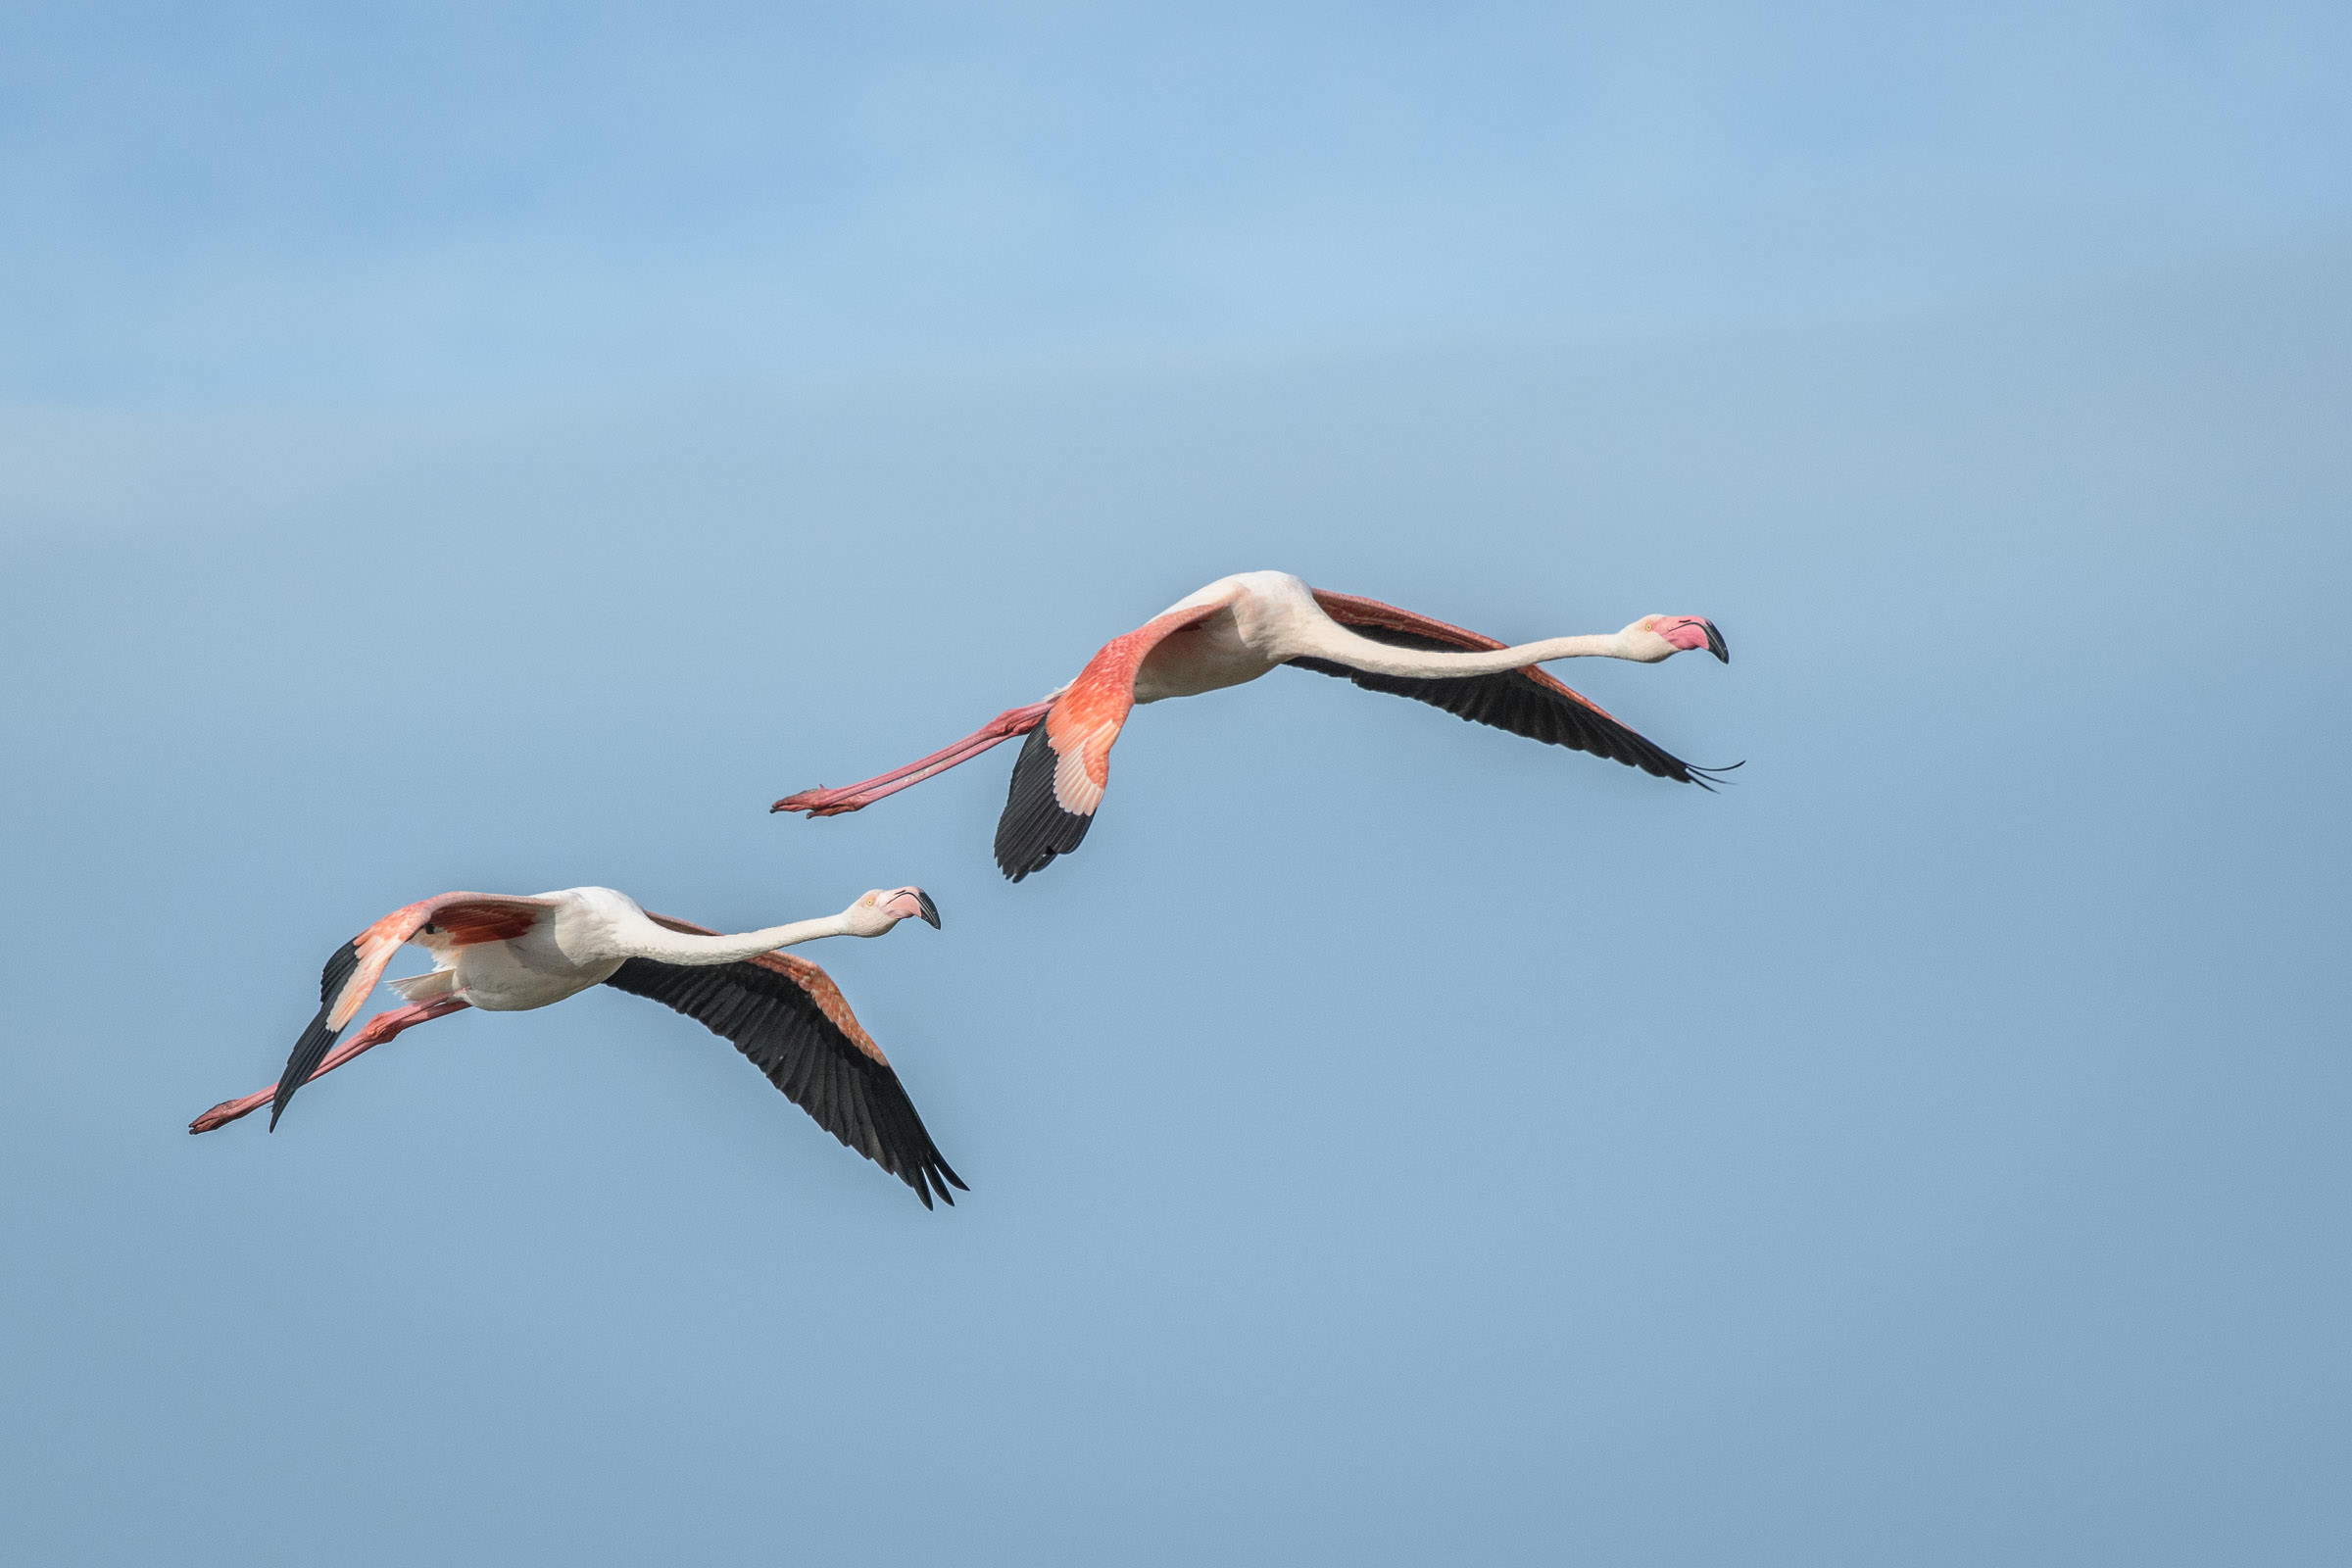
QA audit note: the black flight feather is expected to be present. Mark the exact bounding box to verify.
[601,956,966,1208]
[270,938,362,1130]
[994,720,1094,881]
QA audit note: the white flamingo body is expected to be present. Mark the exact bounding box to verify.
[385,890,614,1010]
[1122,571,1300,701]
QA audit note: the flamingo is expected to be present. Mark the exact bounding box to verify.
[189,884,966,1207]
[774,570,1734,880]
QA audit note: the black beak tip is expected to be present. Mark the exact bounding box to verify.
[1704,622,1730,663]
[914,889,942,929]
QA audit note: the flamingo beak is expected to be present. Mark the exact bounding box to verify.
[882,888,942,928]
[1701,620,1730,663]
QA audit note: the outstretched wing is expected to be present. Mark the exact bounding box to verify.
[271,893,557,1129]
[604,914,966,1207]
[995,600,1226,880]
[1294,590,1735,788]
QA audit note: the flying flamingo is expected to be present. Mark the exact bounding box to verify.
[775,570,1734,880]
[189,884,966,1206]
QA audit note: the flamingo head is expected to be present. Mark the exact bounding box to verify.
[1621,615,1730,664]
[849,886,943,935]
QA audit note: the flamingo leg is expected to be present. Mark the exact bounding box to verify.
[188,995,473,1134]
[772,701,1054,817]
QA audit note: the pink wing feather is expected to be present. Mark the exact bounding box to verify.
[270,892,557,1127]
[994,601,1226,880]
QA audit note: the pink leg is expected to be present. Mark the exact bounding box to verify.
[772,701,1054,817]
[188,996,473,1134]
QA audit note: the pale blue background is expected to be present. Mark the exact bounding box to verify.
[3,4,2348,1563]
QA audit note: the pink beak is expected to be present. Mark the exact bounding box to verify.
[878,888,943,928]
[1661,618,1730,662]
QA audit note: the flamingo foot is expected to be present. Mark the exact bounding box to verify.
[771,785,869,816]
[190,1089,274,1134]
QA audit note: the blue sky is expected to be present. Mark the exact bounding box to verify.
[3,5,2348,1564]
[5,1,2347,400]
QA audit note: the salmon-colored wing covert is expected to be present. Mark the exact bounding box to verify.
[994,601,1226,880]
